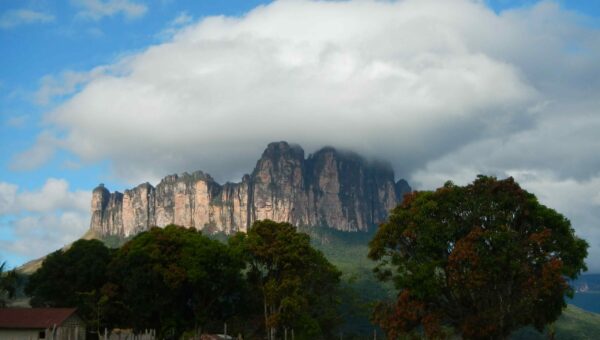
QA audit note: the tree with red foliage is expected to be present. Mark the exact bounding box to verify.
[369,176,588,339]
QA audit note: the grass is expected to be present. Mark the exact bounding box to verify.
[512,305,600,339]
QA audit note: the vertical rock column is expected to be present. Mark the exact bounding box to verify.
[122,183,155,237]
[90,184,109,235]
[251,142,309,225]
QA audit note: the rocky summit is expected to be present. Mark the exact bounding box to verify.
[89,142,411,237]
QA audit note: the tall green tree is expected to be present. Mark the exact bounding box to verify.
[369,176,589,339]
[105,225,245,339]
[231,220,341,340]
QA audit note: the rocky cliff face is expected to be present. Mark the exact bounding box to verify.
[90,142,411,237]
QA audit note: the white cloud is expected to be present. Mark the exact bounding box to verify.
[0,183,18,215]
[0,9,54,29]
[0,179,91,264]
[156,11,194,40]
[0,178,90,215]
[72,0,147,21]
[35,66,113,105]
[17,179,90,214]
[43,0,540,183]
[26,0,600,270]
[171,11,192,26]
[10,132,58,171]
[0,212,90,264]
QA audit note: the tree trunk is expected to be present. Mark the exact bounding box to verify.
[264,293,270,340]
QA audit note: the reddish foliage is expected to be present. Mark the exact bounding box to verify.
[374,290,425,339]
[370,176,589,339]
[447,227,486,289]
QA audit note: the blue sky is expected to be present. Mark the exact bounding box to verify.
[1,0,600,271]
[1,0,272,191]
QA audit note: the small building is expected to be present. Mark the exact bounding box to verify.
[0,308,85,340]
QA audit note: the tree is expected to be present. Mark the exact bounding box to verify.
[26,239,112,333]
[230,220,341,340]
[368,176,589,339]
[104,225,245,339]
[0,261,17,307]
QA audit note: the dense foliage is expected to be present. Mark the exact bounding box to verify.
[103,225,245,338]
[26,239,112,330]
[369,176,589,339]
[230,220,342,340]
[25,222,342,339]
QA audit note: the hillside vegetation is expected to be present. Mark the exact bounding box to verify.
[12,219,598,339]
[301,225,600,339]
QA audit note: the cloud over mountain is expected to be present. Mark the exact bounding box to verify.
[21,0,600,270]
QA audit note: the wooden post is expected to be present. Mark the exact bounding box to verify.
[224,322,227,337]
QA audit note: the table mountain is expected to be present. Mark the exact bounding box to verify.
[90,142,411,237]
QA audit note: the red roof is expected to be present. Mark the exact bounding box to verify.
[0,308,78,329]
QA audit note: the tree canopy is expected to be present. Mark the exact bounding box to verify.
[23,223,345,338]
[26,239,112,328]
[369,176,589,339]
[104,225,246,339]
[230,220,341,340]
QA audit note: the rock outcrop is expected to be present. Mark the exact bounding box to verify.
[90,142,411,237]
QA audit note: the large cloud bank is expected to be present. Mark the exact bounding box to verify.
[28,0,600,270]
[43,0,543,183]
